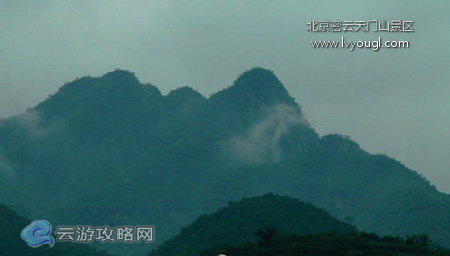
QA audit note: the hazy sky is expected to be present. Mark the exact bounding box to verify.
[1,1,449,192]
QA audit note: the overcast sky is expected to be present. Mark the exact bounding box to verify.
[1,1,449,192]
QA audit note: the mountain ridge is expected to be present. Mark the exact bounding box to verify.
[0,68,449,256]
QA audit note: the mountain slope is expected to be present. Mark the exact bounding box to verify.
[0,205,112,256]
[201,232,450,256]
[0,68,449,255]
[149,193,357,256]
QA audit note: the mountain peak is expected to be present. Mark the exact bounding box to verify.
[35,69,146,116]
[167,86,205,100]
[232,67,292,101]
[210,67,296,109]
[234,67,281,87]
[101,69,140,86]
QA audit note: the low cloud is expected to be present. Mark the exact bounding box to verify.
[225,104,307,165]
[17,110,46,138]
[0,153,15,179]
[16,110,66,140]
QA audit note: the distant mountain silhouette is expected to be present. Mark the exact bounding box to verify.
[0,68,449,256]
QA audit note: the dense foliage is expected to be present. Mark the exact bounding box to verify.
[201,232,450,256]
[1,68,449,255]
[149,193,357,256]
[0,205,112,256]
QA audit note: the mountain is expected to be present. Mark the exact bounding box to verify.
[0,205,112,256]
[0,68,450,255]
[201,232,450,256]
[149,193,357,256]
[150,194,448,256]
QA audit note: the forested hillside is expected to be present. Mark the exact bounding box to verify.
[1,68,449,255]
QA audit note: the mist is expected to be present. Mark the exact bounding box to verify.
[0,153,14,180]
[225,104,306,165]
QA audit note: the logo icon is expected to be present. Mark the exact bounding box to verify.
[20,220,55,248]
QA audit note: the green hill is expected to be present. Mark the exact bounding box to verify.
[149,193,357,256]
[0,205,112,256]
[201,232,450,256]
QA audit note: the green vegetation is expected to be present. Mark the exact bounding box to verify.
[201,232,450,256]
[0,205,112,256]
[1,68,450,255]
[149,193,356,256]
